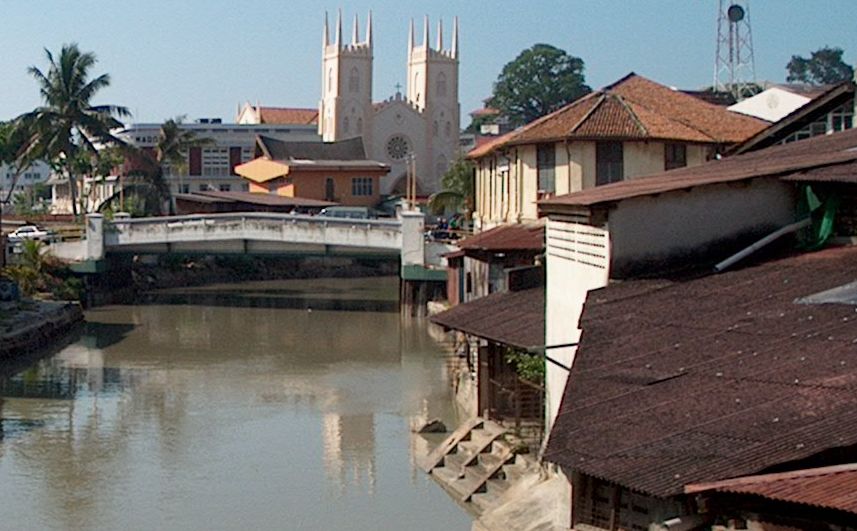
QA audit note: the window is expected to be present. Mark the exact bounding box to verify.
[325,178,335,201]
[349,67,360,93]
[219,184,231,192]
[343,117,350,133]
[596,142,624,185]
[537,143,556,194]
[351,177,373,196]
[444,121,451,138]
[386,135,411,161]
[327,67,334,93]
[664,143,687,171]
[357,118,363,133]
[202,148,230,176]
[436,72,448,97]
[179,184,190,194]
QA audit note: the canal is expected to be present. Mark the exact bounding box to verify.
[0,277,472,530]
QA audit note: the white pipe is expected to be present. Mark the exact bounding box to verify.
[714,218,811,273]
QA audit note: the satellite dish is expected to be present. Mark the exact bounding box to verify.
[727,4,745,22]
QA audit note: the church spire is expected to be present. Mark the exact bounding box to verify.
[451,17,459,59]
[323,11,329,47]
[352,13,359,45]
[408,18,414,52]
[422,15,430,49]
[335,9,342,49]
[436,19,443,51]
[366,10,373,47]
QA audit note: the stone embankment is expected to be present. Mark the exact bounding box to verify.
[0,300,84,359]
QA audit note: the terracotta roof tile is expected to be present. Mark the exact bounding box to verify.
[469,74,766,159]
[544,245,857,497]
[456,224,545,252]
[257,107,319,125]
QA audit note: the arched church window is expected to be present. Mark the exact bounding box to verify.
[433,121,439,137]
[436,72,448,97]
[357,118,363,133]
[414,72,421,103]
[349,67,360,93]
[386,135,411,161]
[343,117,350,133]
[327,67,334,93]
[444,121,452,138]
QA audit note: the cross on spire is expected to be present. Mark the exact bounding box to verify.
[394,82,402,94]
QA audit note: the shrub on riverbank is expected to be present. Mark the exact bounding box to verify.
[1,241,83,301]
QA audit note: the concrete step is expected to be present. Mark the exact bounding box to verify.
[420,417,484,473]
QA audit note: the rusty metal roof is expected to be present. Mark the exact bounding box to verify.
[686,463,857,515]
[539,127,857,210]
[430,287,544,350]
[456,224,545,253]
[781,159,857,183]
[544,245,857,497]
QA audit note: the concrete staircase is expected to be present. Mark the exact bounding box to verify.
[420,418,537,515]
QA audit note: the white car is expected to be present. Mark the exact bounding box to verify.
[7,225,52,242]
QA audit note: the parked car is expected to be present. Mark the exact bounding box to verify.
[7,225,53,242]
[317,206,378,220]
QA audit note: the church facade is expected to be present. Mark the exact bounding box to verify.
[317,12,460,195]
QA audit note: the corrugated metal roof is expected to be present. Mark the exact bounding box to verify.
[257,107,319,125]
[686,463,857,515]
[539,126,857,210]
[189,191,335,207]
[456,224,545,253]
[430,287,544,350]
[544,245,857,497]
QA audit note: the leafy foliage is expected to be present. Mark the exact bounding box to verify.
[504,347,545,383]
[428,156,475,217]
[2,240,82,300]
[786,46,854,85]
[490,44,591,127]
[16,43,129,217]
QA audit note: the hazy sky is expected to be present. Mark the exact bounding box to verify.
[1,1,855,125]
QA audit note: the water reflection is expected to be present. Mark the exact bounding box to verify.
[0,277,469,531]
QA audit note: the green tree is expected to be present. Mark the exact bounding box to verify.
[490,44,591,127]
[428,156,475,218]
[120,116,211,215]
[17,44,129,218]
[786,46,854,85]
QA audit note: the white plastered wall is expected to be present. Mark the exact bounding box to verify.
[544,219,610,436]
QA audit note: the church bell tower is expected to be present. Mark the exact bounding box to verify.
[319,10,374,144]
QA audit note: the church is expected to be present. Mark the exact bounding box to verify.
[237,12,461,196]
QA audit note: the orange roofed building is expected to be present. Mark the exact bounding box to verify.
[235,135,389,207]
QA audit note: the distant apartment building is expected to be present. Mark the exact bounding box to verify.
[115,120,321,196]
[1,161,52,201]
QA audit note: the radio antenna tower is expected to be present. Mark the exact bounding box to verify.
[714,1,756,101]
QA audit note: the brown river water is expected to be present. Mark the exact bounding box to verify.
[0,277,471,530]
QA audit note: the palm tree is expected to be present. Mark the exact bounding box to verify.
[119,116,211,215]
[17,44,129,218]
[427,156,476,220]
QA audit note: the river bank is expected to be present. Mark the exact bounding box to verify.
[0,299,83,359]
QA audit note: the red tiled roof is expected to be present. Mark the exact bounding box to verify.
[457,224,545,252]
[686,463,857,515]
[539,126,857,210]
[468,73,766,159]
[544,245,857,497]
[468,130,519,159]
[430,287,544,349]
[257,107,319,125]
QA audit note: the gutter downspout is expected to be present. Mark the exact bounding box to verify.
[714,218,811,272]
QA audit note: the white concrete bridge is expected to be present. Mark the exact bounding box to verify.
[49,211,449,268]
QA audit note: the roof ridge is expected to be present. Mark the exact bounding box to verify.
[569,94,608,134]
[685,462,857,494]
[613,94,649,136]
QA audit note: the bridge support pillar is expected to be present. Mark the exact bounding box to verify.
[399,211,425,266]
[85,214,105,261]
